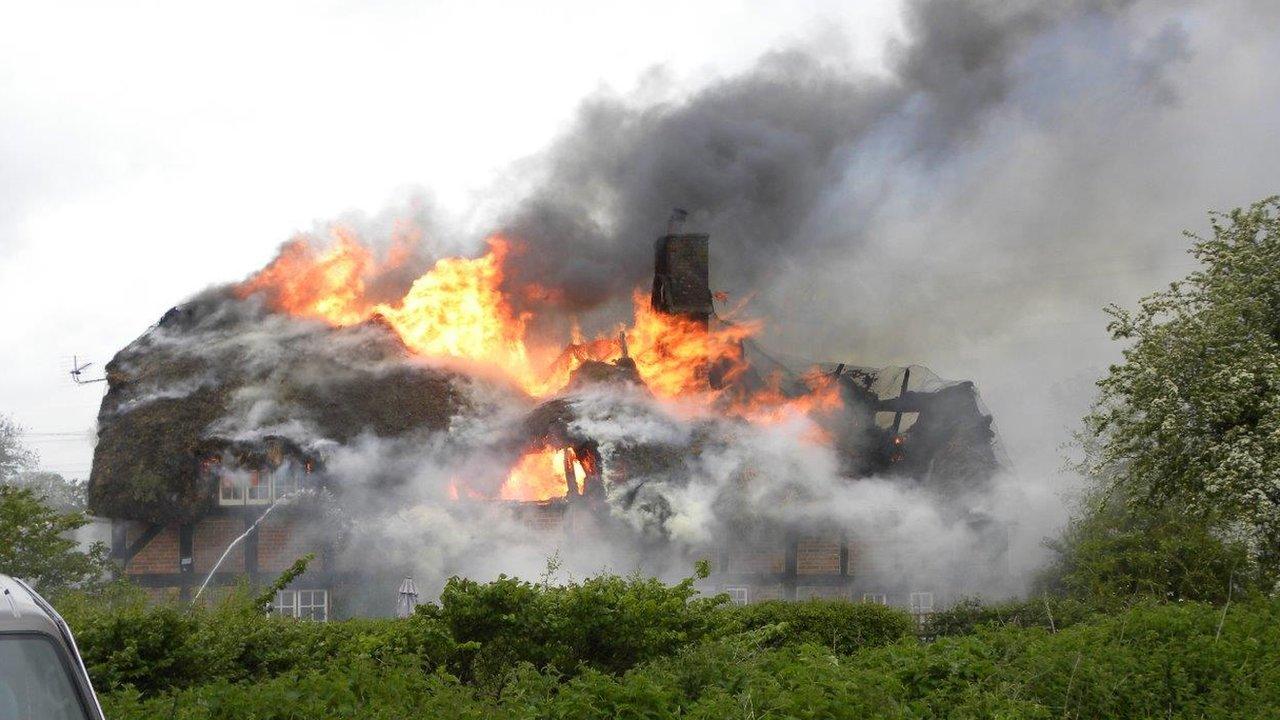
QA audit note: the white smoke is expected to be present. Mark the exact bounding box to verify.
[309,378,1053,612]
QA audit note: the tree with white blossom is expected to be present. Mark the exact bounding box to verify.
[1085,197,1280,579]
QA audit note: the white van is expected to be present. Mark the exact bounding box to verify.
[0,574,106,720]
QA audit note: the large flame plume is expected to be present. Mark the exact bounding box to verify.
[238,231,839,500]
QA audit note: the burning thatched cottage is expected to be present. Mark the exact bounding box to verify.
[89,227,1005,619]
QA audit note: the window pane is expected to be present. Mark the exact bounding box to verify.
[247,471,270,502]
[300,590,328,621]
[274,590,297,618]
[0,635,91,720]
[274,472,298,499]
[219,475,243,503]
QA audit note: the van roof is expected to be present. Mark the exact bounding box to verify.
[0,574,65,637]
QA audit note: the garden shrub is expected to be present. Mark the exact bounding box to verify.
[715,598,914,653]
[98,600,1280,719]
[923,595,1097,637]
[427,571,725,687]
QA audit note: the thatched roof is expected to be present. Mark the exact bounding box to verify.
[88,294,468,523]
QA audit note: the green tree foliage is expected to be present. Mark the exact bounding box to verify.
[7,469,87,511]
[0,412,37,480]
[1084,197,1280,576]
[1039,504,1258,605]
[0,484,110,593]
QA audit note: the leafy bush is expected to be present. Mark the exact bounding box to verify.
[58,582,455,696]
[715,598,914,653]
[59,569,723,697]
[924,595,1097,637]
[427,571,725,688]
[0,484,112,593]
[1037,503,1261,606]
[95,599,1280,720]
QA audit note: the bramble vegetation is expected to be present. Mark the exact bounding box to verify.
[55,575,1280,719]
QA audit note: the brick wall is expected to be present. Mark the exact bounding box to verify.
[524,503,566,533]
[258,516,323,572]
[796,536,842,575]
[653,234,712,317]
[194,516,245,574]
[126,524,179,574]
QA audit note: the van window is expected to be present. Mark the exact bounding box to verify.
[0,634,90,720]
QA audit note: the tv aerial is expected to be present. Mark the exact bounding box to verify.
[70,355,107,385]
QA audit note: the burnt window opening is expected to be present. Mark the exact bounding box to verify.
[563,444,604,502]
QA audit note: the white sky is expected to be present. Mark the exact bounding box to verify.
[0,1,906,478]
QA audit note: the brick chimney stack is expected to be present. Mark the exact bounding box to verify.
[651,230,712,328]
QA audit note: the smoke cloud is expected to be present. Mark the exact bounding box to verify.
[101,0,1280,612]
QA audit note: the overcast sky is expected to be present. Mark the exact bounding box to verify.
[2,0,1277,485]
[0,1,903,478]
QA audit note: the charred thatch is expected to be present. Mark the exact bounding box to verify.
[88,295,469,523]
[89,386,231,524]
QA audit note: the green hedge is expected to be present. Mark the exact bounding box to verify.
[96,599,1280,719]
[56,583,455,696]
[430,572,723,686]
[60,573,919,698]
[922,595,1099,638]
[717,598,914,653]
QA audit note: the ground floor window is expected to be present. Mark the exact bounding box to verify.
[723,586,749,605]
[909,591,934,613]
[861,592,888,605]
[274,589,328,621]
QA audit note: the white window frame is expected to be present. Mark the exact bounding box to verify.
[274,589,328,621]
[862,592,888,605]
[723,586,749,606]
[297,589,328,621]
[273,470,299,499]
[909,592,934,613]
[219,474,244,505]
[220,469,305,506]
[245,470,271,505]
[273,589,297,618]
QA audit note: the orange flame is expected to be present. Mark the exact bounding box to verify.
[237,230,850,486]
[236,230,377,326]
[625,290,760,399]
[731,370,844,444]
[498,447,587,501]
[372,237,553,395]
[236,229,844,430]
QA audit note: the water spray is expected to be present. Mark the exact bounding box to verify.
[190,492,298,606]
